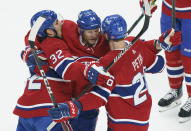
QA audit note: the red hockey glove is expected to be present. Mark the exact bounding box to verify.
[158,28,182,51]
[48,101,82,123]
[21,46,47,62]
[84,62,114,88]
[140,0,157,15]
[21,48,49,75]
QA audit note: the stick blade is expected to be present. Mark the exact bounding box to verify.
[28,16,46,42]
[143,0,151,17]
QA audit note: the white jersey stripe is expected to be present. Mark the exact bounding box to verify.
[16,103,53,109]
[28,76,71,82]
[167,73,184,78]
[166,65,183,70]
[163,0,191,11]
[91,92,107,103]
[108,113,149,124]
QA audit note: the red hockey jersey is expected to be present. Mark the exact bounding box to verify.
[162,0,191,19]
[13,73,72,118]
[78,38,164,130]
[61,20,110,58]
[14,19,158,118]
[14,20,108,118]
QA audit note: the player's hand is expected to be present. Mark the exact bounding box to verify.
[21,48,49,75]
[21,46,47,62]
[48,101,82,122]
[139,0,157,15]
[84,62,115,88]
[158,28,182,52]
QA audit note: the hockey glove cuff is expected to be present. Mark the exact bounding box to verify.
[158,28,182,52]
[48,100,82,123]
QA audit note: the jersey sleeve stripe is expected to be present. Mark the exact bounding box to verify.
[55,57,75,70]
[90,92,107,103]
[145,55,164,73]
[91,86,111,101]
[54,58,75,78]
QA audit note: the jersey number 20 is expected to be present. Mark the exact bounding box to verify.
[133,73,147,106]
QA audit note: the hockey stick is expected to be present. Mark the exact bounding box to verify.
[171,0,176,29]
[127,0,156,35]
[105,0,151,71]
[76,0,151,99]
[28,16,69,131]
[127,13,144,35]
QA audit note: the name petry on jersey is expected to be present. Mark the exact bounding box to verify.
[77,37,164,130]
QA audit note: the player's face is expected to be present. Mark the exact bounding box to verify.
[53,20,63,38]
[82,28,100,46]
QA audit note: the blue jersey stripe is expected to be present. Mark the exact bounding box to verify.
[167,68,184,76]
[92,86,110,100]
[55,59,75,77]
[146,55,164,73]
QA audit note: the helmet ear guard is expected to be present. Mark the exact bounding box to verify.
[77,9,101,30]
[102,14,127,40]
[30,10,58,38]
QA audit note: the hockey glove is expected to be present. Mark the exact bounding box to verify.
[140,0,157,15]
[48,100,82,123]
[21,46,47,62]
[84,62,114,88]
[21,48,49,75]
[158,28,182,52]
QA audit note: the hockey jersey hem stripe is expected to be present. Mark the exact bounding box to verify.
[27,76,71,82]
[108,114,149,126]
[16,103,53,111]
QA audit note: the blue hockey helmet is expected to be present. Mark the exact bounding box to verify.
[77,9,101,30]
[30,10,57,37]
[102,14,127,40]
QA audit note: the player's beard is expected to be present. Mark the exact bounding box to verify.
[83,35,99,47]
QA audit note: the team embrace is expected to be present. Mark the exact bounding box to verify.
[13,0,191,131]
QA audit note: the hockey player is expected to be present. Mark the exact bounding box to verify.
[59,9,110,98]
[157,0,191,123]
[48,14,181,131]
[15,9,161,131]
[14,10,113,131]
